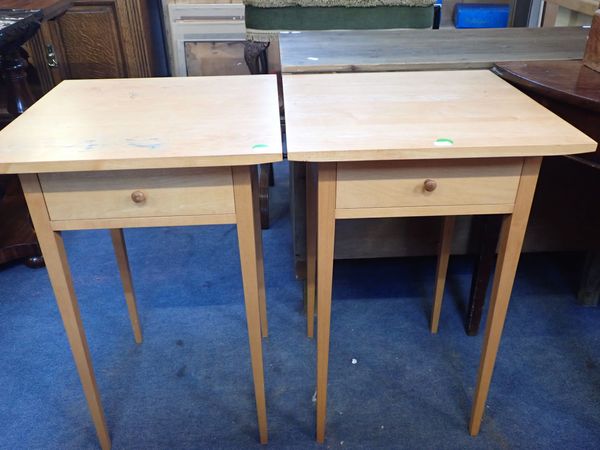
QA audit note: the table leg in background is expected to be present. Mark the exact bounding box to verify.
[316,163,336,443]
[250,166,269,337]
[430,216,456,333]
[306,162,318,338]
[578,250,600,306]
[233,165,269,444]
[20,174,111,450]
[469,157,542,435]
[110,228,143,344]
[466,215,502,336]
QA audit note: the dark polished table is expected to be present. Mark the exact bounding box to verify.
[491,60,600,307]
[0,9,44,267]
[493,60,599,164]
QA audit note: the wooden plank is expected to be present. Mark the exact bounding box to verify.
[280,27,589,74]
[0,76,282,173]
[39,168,235,221]
[283,71,596,162]
[336,159,523,210]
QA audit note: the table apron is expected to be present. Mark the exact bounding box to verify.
[334,158,524,219]
[37,167,237,229]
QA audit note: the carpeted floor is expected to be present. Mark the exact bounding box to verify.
[1,161,599,449]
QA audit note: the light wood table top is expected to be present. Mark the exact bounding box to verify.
[0,75,282,174]
[283,70,597,162]
[280,27,589,74]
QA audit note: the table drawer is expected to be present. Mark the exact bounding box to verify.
[39,168,235,221]
[336,158,523,210]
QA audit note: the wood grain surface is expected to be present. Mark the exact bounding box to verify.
[39,167,235,220]
[336,159,522,209]
[280,27,589,74]
[0,76,282,173]
[283,70,596,162]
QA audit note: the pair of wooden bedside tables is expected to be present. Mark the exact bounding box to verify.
[0,71,594,448]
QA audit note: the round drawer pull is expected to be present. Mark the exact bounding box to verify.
[131,190,146,203]
[423,179,438,192]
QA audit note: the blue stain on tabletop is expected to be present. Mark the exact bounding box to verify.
[83,140,98,150]
[125,138,161,150]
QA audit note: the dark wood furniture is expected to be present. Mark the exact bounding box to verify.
[488,60,600,311]
[5,0,166,95]
[0,8,45,267]
[584,9,600,71]
[1,1,167,268]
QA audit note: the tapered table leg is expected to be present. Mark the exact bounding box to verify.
[233,165,269,444]
[20,174,111,450]
[470,157,542,435]
[110,229,143,344]
[315,163,337,443]
[430,216,456,333]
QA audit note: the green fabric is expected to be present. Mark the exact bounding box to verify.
[246,5,434,30]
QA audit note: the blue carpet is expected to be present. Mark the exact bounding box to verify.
[1,161,599,449]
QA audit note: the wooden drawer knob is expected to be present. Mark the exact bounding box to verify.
[423,179,437,192]
[131,190,146,203]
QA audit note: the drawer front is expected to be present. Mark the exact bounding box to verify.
[336,158,523,210]
[40,168,235,221]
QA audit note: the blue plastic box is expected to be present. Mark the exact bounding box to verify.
[453,3,510,28]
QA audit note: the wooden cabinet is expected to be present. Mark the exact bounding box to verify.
[25,0,166,92]
[52,2,129,79]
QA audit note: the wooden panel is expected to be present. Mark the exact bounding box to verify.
[39,167,235,221]
[280,27,588,74]
[112,0,155,78]
[23,27,56,94]
[185,41,249,76]
[0,76,282,173]
[283,71,597,162]
[55,2,126,78]
[336,158,522,210]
